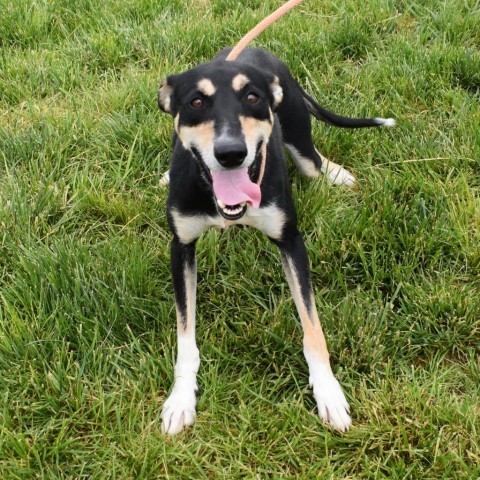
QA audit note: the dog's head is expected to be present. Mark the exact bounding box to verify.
[158,60,283,220]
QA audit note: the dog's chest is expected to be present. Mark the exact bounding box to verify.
[171,204,286,244]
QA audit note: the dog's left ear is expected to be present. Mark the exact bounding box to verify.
[158,76,176,114]
[270,76,283,111]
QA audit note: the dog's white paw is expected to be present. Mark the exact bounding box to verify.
[309,365,351,432]
[161,380,197,435]
[159,170,170,187]
[328,167,356,187]
[322,161,356,187]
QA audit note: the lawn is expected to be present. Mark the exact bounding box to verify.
[0,0,479,478]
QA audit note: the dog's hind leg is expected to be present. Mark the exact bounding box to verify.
[317,150,356,187]
[273,230,352,431]
[278,97,355,186]
[285,144,356,187]
[161,238,200,435]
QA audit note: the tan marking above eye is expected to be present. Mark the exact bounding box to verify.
[197,78,216,96]
[232,74,250,91]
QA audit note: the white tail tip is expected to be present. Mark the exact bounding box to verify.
[375,117,396,127]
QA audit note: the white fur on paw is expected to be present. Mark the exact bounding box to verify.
[324,163,356,187]
[161,381,197,435]
[159,170,170,187]
[309,365,351,432]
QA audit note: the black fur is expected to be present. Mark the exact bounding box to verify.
[159,48,391,433]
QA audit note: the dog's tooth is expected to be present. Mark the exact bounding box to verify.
[217,199,225,209]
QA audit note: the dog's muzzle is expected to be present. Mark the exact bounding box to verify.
[210,136,256,220]
[211,145,266,222]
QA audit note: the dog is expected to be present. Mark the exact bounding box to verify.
[157,48,394,435]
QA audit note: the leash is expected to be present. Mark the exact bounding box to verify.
[226,0,305,186]
[223,0,305,191]
[225,0,305,61]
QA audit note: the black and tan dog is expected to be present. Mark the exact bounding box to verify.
[158,48,394,435]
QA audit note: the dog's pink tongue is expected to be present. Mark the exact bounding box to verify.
[211,168,261,208]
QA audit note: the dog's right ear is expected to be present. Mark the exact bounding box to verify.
[158,75,176,114]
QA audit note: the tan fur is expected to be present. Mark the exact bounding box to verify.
[197,78,216,96]
[269,108,274,124]
[182,263,197,334]
[178,120,215,151]
[281,256,331,367]
[239,115,273,147]
[232,73,250,91]
[285,144,320,177]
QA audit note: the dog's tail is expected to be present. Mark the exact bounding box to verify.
[298,83,395,128]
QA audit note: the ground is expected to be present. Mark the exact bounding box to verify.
[0,0,479,478]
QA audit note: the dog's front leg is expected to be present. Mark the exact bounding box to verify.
[276,231,352,432]
[161,237,200,435]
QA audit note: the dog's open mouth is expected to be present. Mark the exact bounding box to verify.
[211,168,261,221]
[216,200,248,220]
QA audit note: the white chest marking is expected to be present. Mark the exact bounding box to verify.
[171,204,286,244]
[238,203,286,240]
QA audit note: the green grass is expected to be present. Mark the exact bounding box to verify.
[1,0,479,477]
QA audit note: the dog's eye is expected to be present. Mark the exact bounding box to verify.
[245,92,260,105]
[190,98,204,109]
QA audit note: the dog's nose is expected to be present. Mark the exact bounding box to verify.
[214,138,247,168]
